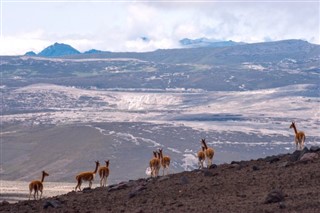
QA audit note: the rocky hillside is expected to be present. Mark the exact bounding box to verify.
[1,146,319,213]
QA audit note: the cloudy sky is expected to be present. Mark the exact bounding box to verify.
[0,0,319,55]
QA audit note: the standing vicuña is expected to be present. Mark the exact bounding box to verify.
[158,148,171,175]
[75,161,100,191]
[290,122,306,150]
[197,146,206,169]
[28,170,49,200]
[98,160,110,187]
[201,138,215,168]
[149,151,160,177]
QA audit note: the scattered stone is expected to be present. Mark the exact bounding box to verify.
[230,163,245,170]
[290,150,302,162]
[252,165,260,171]
[265,156,280,164]
[180,176,189,185]
[299,153,319,162]
[289,147,310,162]
[108,183,128,192]
[82,187,92,193]
[43,200,62,209]
[159,176,170,182]
[279,201,286,209]
[264,189,285,204]
[310,146,320,152]
[107,184,117,188]
[209,164,217,169]
[230,163,240,169]
[0,200,9,206]
[231,161,240,164]
[278,161,290,168]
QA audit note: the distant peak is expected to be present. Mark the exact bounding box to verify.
[179,38,245,48]
[24,51,37,56]
[37,42,80,57]
[83,49,104,54]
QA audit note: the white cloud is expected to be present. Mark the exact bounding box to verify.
[1,1,319,55]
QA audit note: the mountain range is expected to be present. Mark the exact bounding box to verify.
[23,38,279,57]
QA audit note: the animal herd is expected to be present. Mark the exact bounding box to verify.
[28,122,306,200]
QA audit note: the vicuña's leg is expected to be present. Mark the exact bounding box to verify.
[40,189,43,199]
[28,189,32,200]
[76,179,82,191]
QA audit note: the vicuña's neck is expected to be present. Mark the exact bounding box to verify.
[292,124,298,134]
[93,164,99,174]
[41,174,45,183]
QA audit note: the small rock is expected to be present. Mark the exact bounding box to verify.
[82,187,92,193]
[301,146,310,153]
[43,200,62,209]
[289,148,310,162]
[279,201,286,209]
[290,150,301,162]
[230,163,240,169]
[159,176,170,182]
[209,164,217,169]
[264,189,285,204]
[180,176,189,185]
[310,146,320,152]
[265,156,280,164]
[300,153,319,162]
[108,183,128,192]
[252,165,260,171]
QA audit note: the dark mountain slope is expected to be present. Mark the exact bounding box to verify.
[1,148,319,212]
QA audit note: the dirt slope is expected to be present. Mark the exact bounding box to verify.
[1,147,319,213]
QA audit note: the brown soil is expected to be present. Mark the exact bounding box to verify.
[1,148,320,213]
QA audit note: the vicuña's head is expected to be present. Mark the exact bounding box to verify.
[105,160,109,167]
[95,161,100,166]
[201,146,205,152]
[290,122,295,129]
[42,170,49,177]
[153,151,157,158]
